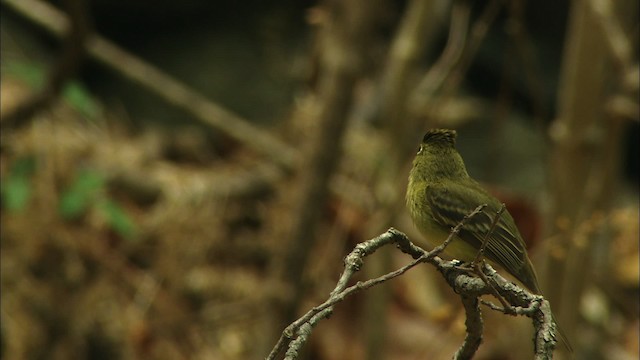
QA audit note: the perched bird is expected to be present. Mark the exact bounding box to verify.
[406,128,571,350]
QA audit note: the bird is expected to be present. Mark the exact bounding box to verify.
[405,128,571,351]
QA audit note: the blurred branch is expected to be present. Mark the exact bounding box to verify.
[409,1,471,107]
[409,0,502,119]
[441,0,502,94]
[504,0,549,129]
[267,206,560,360]
[546,0,634,350]
[546,0,608,308]
[587,0,639,121]
[1,0,299,169]
[378,0,443,158]
[587,0,637,84]
[606,93,640,121]
[1,0,91,128]
[276,0,376,331]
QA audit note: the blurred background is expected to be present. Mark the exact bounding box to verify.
[0,0,638,359]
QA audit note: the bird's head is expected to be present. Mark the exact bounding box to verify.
[410,129,468,181]
[418,129,457,153]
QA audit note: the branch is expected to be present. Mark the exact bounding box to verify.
[267,204,559,360]
[455,295,483,359]
[587,0,636,83]
[409,0,472,105]
[1,0,299,169]
[1,0,91,128]
[276,0,377,333]
[409,0,502,114]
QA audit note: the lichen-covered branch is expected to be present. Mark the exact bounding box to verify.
[267,205,559,359]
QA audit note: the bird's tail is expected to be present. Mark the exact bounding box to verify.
[520,259,573,352]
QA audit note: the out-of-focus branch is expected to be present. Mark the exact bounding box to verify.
[442,0,502,95]
[409,1,471,109]
[546,0,634,351]
[504,0,549,129]
[275,0,377,332]
[587,0,637,83]
[546,0,607,306]
[587,0,639,121]
[1,0,299,169]
[1,0,91,128]
[267,206,560,360]
[378,0,444,159]
[409,0,502,120]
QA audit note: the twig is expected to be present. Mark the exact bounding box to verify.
[466,204,511,312]
[473,262,512,312]
[472,204,506,265]
[1,0,299,169]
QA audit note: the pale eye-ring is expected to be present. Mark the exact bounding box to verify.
[417,145,423,154]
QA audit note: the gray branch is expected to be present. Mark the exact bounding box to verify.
[267,205,559,359]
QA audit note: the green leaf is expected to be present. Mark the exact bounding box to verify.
[59,170,104,219]
[1,176,31,211]
[71,170,104,193]
[4,61,46,89]
[10,156,37,177]
[1,156,37,212]
[63,82,101,119]
[5,60,101,119]
[59,190,91,219]
[97,199,136,239]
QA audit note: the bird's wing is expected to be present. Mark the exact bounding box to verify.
[425,181,526,277]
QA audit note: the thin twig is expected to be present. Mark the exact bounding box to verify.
[472,204,506,265]
[467,204,511,310]
[473,261,512,311]
[436,204,489,256]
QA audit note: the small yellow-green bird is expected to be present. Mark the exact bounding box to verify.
[406,129,571,350]
[406,129,541,292]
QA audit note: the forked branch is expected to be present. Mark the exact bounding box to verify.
[267,205,559,360]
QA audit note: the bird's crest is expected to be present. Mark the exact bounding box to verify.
[422,129,457,146]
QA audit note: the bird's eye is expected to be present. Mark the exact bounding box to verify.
[417,145,423,154]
